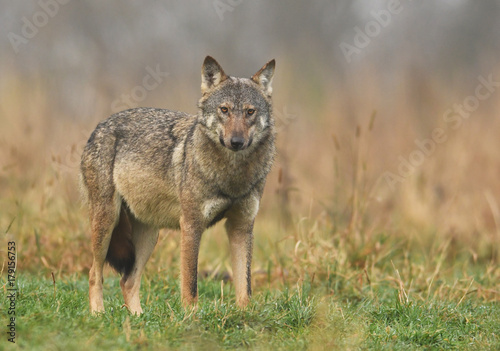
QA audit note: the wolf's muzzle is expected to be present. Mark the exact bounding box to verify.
[230,136,245,150]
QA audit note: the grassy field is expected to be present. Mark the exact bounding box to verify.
[4,271,500,350]
[1,69,500,349]
[2,173,499,349]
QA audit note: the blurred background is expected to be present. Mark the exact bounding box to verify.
[1,0,499,273]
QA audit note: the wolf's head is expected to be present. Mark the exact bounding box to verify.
[198,56,275,152]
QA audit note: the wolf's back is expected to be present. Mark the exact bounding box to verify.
[80,108,196,201]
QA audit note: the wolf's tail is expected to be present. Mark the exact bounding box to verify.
[106,205,136,277]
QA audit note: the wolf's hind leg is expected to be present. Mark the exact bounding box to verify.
[120,215,158,315]
[88,194,121,314]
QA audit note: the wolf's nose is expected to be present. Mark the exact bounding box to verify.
[230,136,245,150]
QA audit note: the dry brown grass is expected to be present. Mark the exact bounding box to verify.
[1,65,499,303]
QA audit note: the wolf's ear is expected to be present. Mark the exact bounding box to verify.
[252,59,275,96]
[201,56,228,95]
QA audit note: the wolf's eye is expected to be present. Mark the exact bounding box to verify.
[247,109,255,116]
[220,106,228,113]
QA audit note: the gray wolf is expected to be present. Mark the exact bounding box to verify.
[80,56,276,314]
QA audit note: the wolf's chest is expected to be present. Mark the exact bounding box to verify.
[194,152,266,199]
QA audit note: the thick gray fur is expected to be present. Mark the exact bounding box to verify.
[81,56,276,314]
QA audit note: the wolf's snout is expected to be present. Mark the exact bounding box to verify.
[230,136,245,150]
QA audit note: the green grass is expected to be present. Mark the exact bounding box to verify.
[1,192,499,349]
[369,298,499,350]
[3,271,498,350]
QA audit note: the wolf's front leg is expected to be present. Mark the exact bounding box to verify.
[226,221,253,308]
[179,215,203,306]
[225,196,259,308]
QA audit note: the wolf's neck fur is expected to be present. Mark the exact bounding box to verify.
[190,122,274,199]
